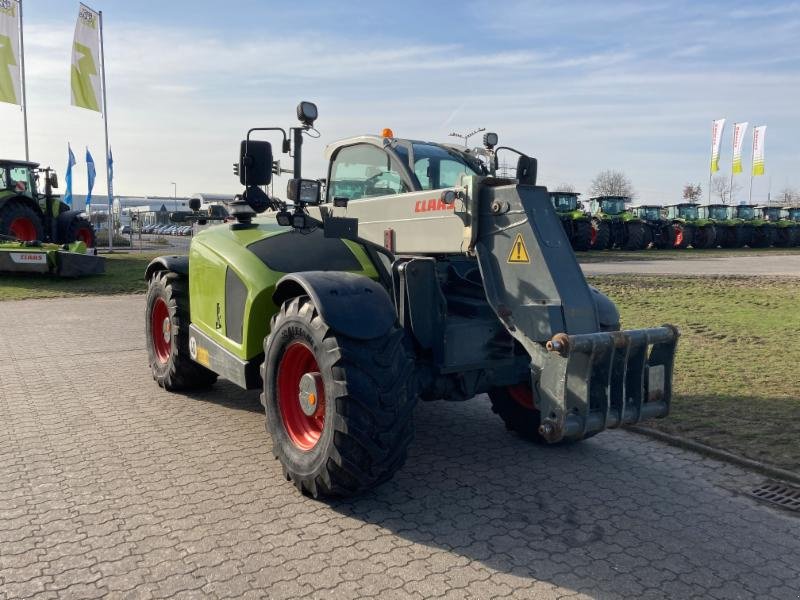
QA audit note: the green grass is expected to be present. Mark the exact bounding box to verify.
[579,246,800,263]
[0,252,159,301]
[591,275,800,472]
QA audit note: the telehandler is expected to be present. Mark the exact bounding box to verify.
[145,103,678,497]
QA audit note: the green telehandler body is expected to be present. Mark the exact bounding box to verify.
[144,104,678,497]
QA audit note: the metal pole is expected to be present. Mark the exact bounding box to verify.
[749,173,753,204]
[728,123,736,205]
[707,120,712,204]
[18,0,29,160]
[99,10,112,251]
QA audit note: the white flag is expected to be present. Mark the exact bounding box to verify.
[0,0,21,105]
[70,3,101,112]
[710,118,726,173]
[752,126,766,177]
[731,122,748,174]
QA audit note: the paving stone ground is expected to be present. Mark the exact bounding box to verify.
[1,295,799,600]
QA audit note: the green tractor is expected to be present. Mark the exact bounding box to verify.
[699,204,749,248]
[758,206,798,248]
[630,205,670,249]
[783,207,800,246]
[733,204,775,248]
[144,103,678,498]
[0,159,96,247]
[588,196,648,250]
[664,203,717,249]
[549,191,592,251]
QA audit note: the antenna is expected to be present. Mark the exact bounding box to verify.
[448,127,485,147]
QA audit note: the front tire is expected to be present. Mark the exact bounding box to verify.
[571,219,592,251]
[623,221,647,251]
[145,271,218,391]
[489,385,545,443]
[263,296,417,497]
[62,215,96,247]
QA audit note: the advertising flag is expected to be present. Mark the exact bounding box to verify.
[731,122,748,174]
[70,3,101,112]
[64,144,77,207]
[85,147,96,207]
[752,126,767,177]
[0,0,21,105]
[710,118,726,173]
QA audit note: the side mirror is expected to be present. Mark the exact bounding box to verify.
[189,198,201,212]
[48,173,59,189]
[516,156,537,186]
[239,140,273,186]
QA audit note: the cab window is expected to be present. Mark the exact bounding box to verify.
[9,166,33,193]
[399,143,480,190]
[328,144,409,201]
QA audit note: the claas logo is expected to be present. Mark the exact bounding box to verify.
[414,198,455,213]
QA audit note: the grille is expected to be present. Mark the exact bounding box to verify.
[750,482,800,512]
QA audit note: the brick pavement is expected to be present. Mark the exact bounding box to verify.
[1,295,798,599]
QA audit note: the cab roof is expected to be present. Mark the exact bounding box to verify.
[0,159,40,168]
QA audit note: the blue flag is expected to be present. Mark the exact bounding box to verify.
[107,148,114,204]
[64,144,76,207]
[85,148,96,207]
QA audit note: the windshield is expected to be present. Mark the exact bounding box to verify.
[600,198,625,215]
[763,208,781,220]
[678,205,698,220]
[551,194,578,211]
[7,166,34,193]
[708,206,728,220]
[394,143,481,190]
[736,206,755,220]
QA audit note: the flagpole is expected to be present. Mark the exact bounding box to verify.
[18,0,29,161]
[708,120,712,205]
[729,122,736,205]
[98,9,112,251]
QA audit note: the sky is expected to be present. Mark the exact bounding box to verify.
[1,0,799,204]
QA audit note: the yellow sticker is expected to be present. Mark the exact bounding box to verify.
[507,233,531,263]
[195,346,211,367]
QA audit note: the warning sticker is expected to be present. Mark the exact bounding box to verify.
[507,233,531,264]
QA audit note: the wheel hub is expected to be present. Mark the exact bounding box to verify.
[161,317,171,344]
[298,372,323,417]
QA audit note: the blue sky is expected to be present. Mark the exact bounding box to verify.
[1,0,798,203]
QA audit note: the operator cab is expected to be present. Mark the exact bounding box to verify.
[666,203,699,220]
[700,204,729,220]
[549,192,581,212]
[324,136,486,203]
[590,196,629,215]
[733,205,756,220]
[757,206,782,222]
[631,205,664,221]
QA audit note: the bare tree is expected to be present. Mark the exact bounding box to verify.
[682,183,702,203]
[588,170,635,198]
[553,183,576,193]
[776,187,799,207]
[711,175,741,204]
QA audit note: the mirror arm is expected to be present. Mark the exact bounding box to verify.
[246,127,289,153]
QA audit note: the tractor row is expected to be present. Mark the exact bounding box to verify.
[550,192,800,251]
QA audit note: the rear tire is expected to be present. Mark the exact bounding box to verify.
[263,296,417,497]
[489,385,545,443]
[591,219,611,250]
[145,271,218,391]
[670,222,692,249]
[750,225,775,248]
[0,201,43,242]
[693,225,717,249]
[571,219,592,251]
[623,221,647,251]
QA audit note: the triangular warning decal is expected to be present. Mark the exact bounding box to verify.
[507,233,531,264]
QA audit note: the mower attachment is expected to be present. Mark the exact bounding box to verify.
[535,325,678,442]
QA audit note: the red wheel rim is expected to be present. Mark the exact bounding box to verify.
[150,297,172,364]
[277,341,326,451]
[507,384,536,410]
[674,228,684,247]
[590,225,597,246]
[9,217,37,241]
[76,227,93,246]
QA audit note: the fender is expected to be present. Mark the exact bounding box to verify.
[144,255,190,281]
[273,271,397,341]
